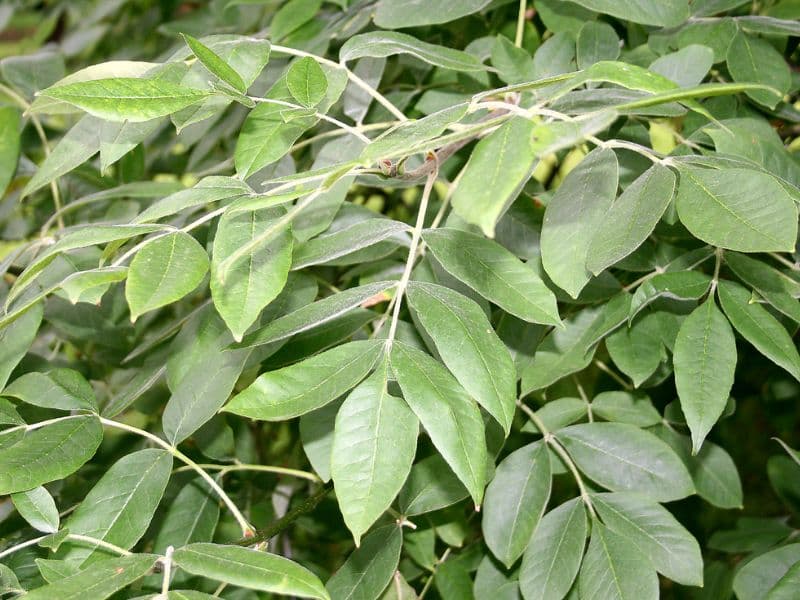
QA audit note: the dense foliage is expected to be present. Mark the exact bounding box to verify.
[1,0,800,598]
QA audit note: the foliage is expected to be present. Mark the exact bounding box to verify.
[1,1,800,598]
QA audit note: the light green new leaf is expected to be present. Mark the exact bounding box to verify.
[11,485,59,533]
[569,0,688,26]
[727,31,790,108]
[519,498,588,600]
[422,228,560,325]
[733,544,800,600]
[482,441,551,567]
[587,164,676,275]
[592,492,703,586]
[182,33,246,93]
[718,280,800,382]
[0,302,42,389]
[557,422,694,501]
[235,281,396,348]
[38,78,210,122]
[3,368,97,412]
[292,219,410,270]
[0,106,20,196]
[578,521,659,600]
[173,543,330,599]
[287,57,328,108]
[452,117,537,237]
[60,449,172,565]
[0,415,103,495]
[407,281,516,434]
[340,32,487,72]
[541,147,619,298]
[21,554,159,600]
[211,208,293,342]
[591,391,661,426]
[675,166,797,252]
[391,342,488,506]
[374,0,491,28]
[673,298,737,453]
[331,366,418,544]
[224,340,384,420]
[125,232,209,321]
[326,525,402,598]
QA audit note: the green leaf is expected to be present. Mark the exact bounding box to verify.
[182,33,247,93]
[569,0,689,26]
[541,148,619,298]
[340,32,488,72]
[587,164,676,275]
[733,544,800,600]
[557,422,694,501]
[235,281,396,348]
[224,340,384,420]
[629,271,712,321]
[125,232,209,322]
[59,449,172,565]
[422,228,560,326]
[649,45,714,88]
[407,282,515,433]
[359,103,469,163]
[287,57,328,108]
[519,498,588,600]
[578,521,659,600]
[724,252,800,324]
[482,441,552,567]
[3,369,97,412]
[38,78,210,122]
[374,0,491,28]
[397,454,469,516]
[11,485,59,533]
[152,478,219,554]
[605,314,666,387]
[326,525,402,598]
[726,31,790,108]
[767,560,800,600]
[59,267,129,305]
[451,117,537,237]
[576,21,620,69]
[675,166,797,252]
[673,298,737,453]
[135,176,252,223]
[292,219,410,270]
[173,543,330,599]
[331,366,418,544]
[0,106,20,196]
[717,280,800,381]
[270,0,322,41]
[591,391,661,426]
[211,207,293,342]
[0,415,102,495]
[0,302,42,389]
[591,492,703,586]
[391,342,488,507]
[21,554,159,600]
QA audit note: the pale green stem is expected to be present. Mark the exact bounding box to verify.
[269,44,408,122]
[173,463,321,483]
[156,545,174,599]
[769,252,798,271]
[418,547,452,600]
[99,417,253,537]
[593,360,633,391]
[515,0,527,47]
[386,165,438,346]
[0,533,131,561]
[516,400,597,518]
[0,414,84,437]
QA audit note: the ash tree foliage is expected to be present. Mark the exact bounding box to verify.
[2,0,800,598]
